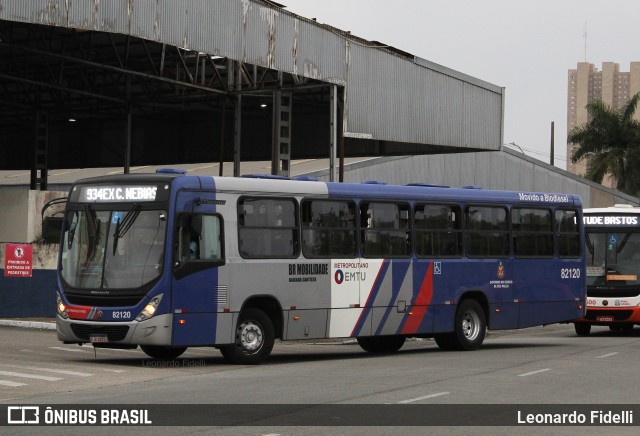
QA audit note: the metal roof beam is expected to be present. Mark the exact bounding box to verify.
[0,42,228,96]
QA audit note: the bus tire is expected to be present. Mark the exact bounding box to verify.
[450,299,486,351]
[220,308,274,364]
[574,323,591,336]
[357,335,406,353]
[140,345,187,359]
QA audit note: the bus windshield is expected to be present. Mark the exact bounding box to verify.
[60,206,167,289]
[586,231,640,286]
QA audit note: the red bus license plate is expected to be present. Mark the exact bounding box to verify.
[89,334,108,343]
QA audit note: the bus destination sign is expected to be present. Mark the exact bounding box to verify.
[583,215,640,227]
[78,185,159,203]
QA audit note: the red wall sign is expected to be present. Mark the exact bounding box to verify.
[4,244,33,277]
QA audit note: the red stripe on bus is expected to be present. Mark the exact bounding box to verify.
[400,262,434,334]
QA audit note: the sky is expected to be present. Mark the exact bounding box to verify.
[281,0,640,170]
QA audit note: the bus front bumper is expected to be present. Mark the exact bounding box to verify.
[56,313,174,346]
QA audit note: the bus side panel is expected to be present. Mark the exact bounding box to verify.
[215,312,237,345]
[432,304,456,333]
[487,302,519,329]
[373,308,412,335]
[330,259,385,337]
[284,309,328,340]
[436,259,516,330]
[172,313,217,346]
[515,258,585,328]
[519,301,585,328]
[395,260,435,335]
[340,259,420,337]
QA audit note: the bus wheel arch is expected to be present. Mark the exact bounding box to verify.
[220,296,282,364]
[458,291,489,332]
[239,295,284,340]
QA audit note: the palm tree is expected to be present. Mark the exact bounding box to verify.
[568,92,640,196]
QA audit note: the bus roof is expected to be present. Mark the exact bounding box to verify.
[209,175,581,206]
[69,172,582,207]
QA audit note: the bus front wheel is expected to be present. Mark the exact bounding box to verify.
[220,308,275,365]
[140,345,187,359]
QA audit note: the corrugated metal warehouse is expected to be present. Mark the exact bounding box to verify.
[0,0,637,204]
[1,0,502,185]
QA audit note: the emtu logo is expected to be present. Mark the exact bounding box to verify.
[334,269,344,284]
[7,406,40,424]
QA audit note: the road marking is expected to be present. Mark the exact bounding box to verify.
[0,370,62,381]
[0,364,93,377]
[596,352,618,359]
[49,346,89,353]
[102,369,127,373]
[0,380,27,387]
[398,392,450,403]
[518,368,551,377]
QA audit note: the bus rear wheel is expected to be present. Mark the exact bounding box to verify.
[357,335,406,353]
[220,308,275,365]
[140,345,187,359]
[436,299,486,351]
[574,323,591,336]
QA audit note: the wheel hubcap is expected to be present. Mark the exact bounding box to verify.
[238,321,263,352]
[462,310,480,341]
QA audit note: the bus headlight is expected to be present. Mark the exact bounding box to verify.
[57,293,68,319]
[136,294,163,322]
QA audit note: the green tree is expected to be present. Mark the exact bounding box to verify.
[569,92,640,196]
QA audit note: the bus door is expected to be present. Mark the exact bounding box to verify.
[171,190,225,346]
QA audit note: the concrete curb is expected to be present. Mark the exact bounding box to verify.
[0,319,56,330]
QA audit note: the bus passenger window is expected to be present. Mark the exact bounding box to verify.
[556,209,581,258]
[238,197,299,258]
[360,202,411,258]
[301,200,356,258]
[512,208,553,257]
[414,204,462,257]
[465,206,509,257]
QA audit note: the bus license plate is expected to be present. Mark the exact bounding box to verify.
[89,334,108,343]
[596,316,614,322]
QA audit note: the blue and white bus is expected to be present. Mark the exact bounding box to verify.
[56,170,586,363]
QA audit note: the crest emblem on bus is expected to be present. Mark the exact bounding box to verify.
[497,262,505,279]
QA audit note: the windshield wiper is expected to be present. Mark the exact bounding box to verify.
[85,205,100,261]
[617,232,632,254]
[585,234,594,263]
[112,204,141,255]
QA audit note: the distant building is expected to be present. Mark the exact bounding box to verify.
[567,62,640,184]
